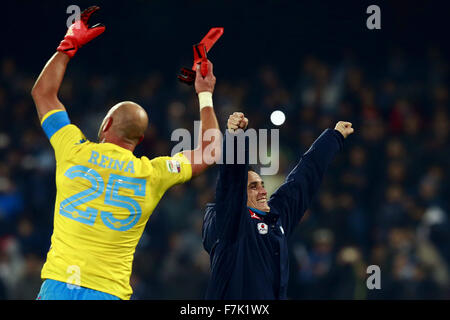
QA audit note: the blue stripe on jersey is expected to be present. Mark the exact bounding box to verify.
[41,111,71,139]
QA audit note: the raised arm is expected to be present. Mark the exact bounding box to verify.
[213,113,249,242]
[269,121,354,238]
[31,6,105,121]
[31,53,69,121]
[182,60,221,177]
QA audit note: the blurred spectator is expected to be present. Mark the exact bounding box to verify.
[332,246,367,299]
[0,237,24,298]
[291,229,336,299]
[11,253,43,300]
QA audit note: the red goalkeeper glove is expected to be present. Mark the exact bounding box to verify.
[57,6,105,58]
[178,27,223,85]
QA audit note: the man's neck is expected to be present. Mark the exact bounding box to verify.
[101,137,135,152]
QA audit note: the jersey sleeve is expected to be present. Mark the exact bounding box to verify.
[149,152,192,192]
[41,110,87,161]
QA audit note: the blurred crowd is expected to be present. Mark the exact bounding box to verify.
[0,44,448,299]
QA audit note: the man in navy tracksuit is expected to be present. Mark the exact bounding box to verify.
[202,112,354,299]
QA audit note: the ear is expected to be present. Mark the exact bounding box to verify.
[103,117,113,132]
[137,135,144,146]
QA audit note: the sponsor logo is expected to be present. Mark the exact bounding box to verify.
[257,222,268,235]
[75,138,87,145]
[249,210,262,220]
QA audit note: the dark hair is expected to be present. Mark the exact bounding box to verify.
[247,165,258,173]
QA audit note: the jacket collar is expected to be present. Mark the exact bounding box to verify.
[248,207,279,224]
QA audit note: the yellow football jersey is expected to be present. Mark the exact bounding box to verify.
[40,110,192,300]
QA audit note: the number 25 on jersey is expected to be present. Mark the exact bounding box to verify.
[59,165,146,231]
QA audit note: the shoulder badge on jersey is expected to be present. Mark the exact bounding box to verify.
[166,159,181,173]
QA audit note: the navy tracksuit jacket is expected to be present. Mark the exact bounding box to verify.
[202,128,344,300]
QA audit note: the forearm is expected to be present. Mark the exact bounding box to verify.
[287,129,342,193]
[269,129,343,236]
[197,105,220,152]
[215,130,248,207]
[214,131,248,236]
[31,52,69,120]
[301,129,343,172]
[183,105,221,177]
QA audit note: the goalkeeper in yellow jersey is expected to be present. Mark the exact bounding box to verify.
[31,6,220,300]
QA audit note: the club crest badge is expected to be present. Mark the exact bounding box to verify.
[257,222,268,235]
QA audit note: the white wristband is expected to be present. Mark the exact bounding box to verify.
[198,92,213,110]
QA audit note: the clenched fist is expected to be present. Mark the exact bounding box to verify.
[195,60,216,94]
[227,112,249,133]
[334,121,354,139]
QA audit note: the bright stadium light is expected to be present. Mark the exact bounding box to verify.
[270,110,286,126]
